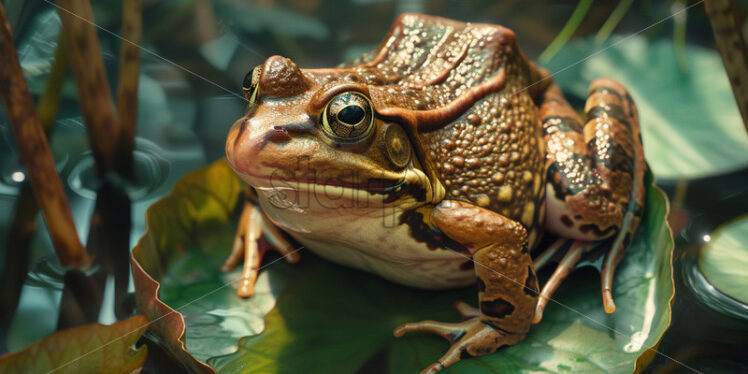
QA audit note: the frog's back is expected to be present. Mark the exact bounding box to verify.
[342,14,548,243]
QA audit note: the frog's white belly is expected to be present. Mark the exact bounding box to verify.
[257,190,475,289]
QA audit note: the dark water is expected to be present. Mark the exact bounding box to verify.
[646,168,748,373]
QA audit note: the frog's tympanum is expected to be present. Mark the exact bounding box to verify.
[224,14,646,373]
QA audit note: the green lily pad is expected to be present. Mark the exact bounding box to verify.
[698,216,748,305]
[214,2,329,40]
[132,159,674,373]
[545,36,748,179]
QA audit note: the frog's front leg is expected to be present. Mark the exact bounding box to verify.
[394,200,538,374]
[222,194,300,298]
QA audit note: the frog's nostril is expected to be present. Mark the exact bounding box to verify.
[267,126,291,143]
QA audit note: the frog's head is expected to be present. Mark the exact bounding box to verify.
[227,14,525,223]
[226,55,434,215]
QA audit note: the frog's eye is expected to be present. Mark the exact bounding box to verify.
[321,92,374,143]
[242,66,261,105]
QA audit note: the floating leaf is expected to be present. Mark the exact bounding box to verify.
[17,9,61,93]
[209,172,674,373]
[545,36,748,179]
[157,245,294,363]
[132,159,294,372]
[215,3,329,39]
[0,315,148,374]
[133,159,674,373]
[199,34,239,71]
[698,216,748,305]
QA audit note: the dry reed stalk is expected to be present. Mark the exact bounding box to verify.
[0,3,90,268]
[114,0,142,179]
[705,0,748,132]
[56,0,119,174]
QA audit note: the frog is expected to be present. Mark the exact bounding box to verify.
[223,13,646,373]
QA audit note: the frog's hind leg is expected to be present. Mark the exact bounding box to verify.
[538,78,646,316]
[587,81,647,314]
[222,200,300,298]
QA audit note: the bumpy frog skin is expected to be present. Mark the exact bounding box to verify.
[224,14,646,373]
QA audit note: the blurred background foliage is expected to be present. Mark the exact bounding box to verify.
[0,0,747,372]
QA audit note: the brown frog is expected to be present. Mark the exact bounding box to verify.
[224,14,646,373]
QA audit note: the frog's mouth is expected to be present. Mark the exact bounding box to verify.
[236,163,431,209]
[272,175,405,194]
[245,170,426,203]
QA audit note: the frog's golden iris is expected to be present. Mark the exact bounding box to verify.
[321,91,374,142]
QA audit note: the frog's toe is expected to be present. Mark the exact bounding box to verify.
[393,320,466,343]
[533,241,587,324]
[394,319,466,373]
[237,275,256,298]
[421,343,464,374]
[395,317,521,373]
[454,300,480,319]
[220,234,245,272]
[422,362,447,374]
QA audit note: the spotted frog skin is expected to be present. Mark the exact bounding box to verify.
[224,14,646,373]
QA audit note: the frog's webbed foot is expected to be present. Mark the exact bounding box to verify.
[394,316,522,374]
[221,201,300,298]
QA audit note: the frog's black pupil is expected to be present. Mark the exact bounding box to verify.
[338,105,365,125]
[242,71,253,90]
